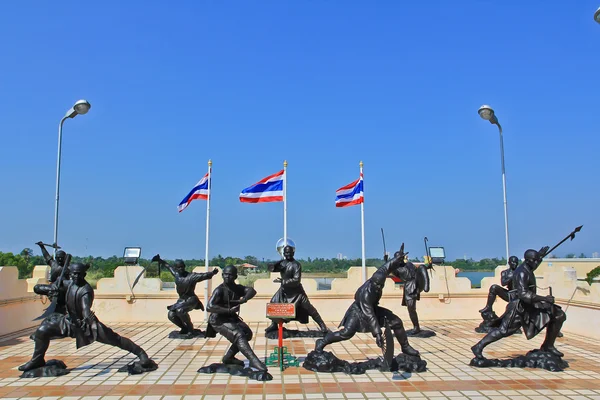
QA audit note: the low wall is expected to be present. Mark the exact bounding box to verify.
[1,263,598,340]
[0,266,48,337]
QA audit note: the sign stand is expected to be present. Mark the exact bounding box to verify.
[265,303,300,371]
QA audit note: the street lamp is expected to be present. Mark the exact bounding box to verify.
[478,105,510,266]
[53,100,91,252]
[595,7,600,24]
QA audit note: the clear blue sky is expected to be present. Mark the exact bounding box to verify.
[1,2,598,262]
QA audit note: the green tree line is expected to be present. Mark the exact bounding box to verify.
[1,249,519,281]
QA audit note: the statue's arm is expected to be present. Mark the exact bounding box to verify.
[160,261,177,277]
[281,264,301,287]
[515,271,545,304]
[500,270,511,287]
[206,287,231,314]
[37,243,53,266]
[268,260,282,273]
[241,286,257,302]
[34,284,55,296]
[80,293,93,321]
[191,270,217,283]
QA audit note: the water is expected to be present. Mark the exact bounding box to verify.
[457,271,495,287]
[314,278,334,290]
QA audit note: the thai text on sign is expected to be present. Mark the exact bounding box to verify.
[266,303,296,319]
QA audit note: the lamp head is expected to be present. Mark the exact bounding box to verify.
[73,100,91,115]
[595,7,600,24]
[478,104,499,125]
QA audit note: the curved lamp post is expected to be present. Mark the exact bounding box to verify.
[53,100,91,252]
[478,105,510,266]
[595,7,600,24]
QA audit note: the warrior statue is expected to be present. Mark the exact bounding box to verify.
[383,244,431,335]
[19,263,157,373]
[264,245,328,334]
[35,242,69,315]
[315,250,419,357]
[479,255,520,315]
[471,248,566,360]
[205,265,268,373]
[152,254,218,337]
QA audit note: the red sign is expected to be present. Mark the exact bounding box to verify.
[266,303,296,319]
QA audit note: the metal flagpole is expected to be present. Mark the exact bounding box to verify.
[283,160,288,245]
[204,160,212,321]
[360,161,366,283]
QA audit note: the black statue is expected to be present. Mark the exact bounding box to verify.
[475,256,521,334]
[152,254,218,338]
[383,244,433,337]
[480,255,519,315]
[471,248,567,370]
[35,242,69,315]
[264,245,328,337]
[306,251,426,374]
[201,265,272,381]
[19,262,157,376]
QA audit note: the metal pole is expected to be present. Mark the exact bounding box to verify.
[204,160,212,321]
[496,123,510,266]
[283,160,287,245]
[359,161,366,283]
[53,116,68,256]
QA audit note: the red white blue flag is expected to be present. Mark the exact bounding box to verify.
[239,170,284,203]
[335,173,364,207]
[178,172,210,212]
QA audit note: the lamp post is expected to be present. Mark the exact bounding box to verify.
[478,105,510,266]
[53,100,91,252]
[595,7,600,24]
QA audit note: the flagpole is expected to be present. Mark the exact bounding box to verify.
[283,160,288,246]
[360,161,366,283]
[204,159,212,321]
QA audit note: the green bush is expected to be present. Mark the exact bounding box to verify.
[585,266,600,285]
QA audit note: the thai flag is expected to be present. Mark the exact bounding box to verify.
[239,170,284,203]
[335,173,364,207]
[178,172,210,212]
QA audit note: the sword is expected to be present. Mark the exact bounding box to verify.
[380,318,395,371]
[381,228,388,262]
[40,242,62,249]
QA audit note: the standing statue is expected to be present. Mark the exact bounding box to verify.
[19,262,157,376]
[471,248,567,369]
[35,241,69,315]
[479,255,519,315]
[383,244,433,337]
[200,265,272,381]
[152,255,218,338]
[264,245,328,337]
[315,251,419,356]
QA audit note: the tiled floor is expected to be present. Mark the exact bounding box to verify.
[0,320,599,399]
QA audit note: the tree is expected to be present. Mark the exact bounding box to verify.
[20,248,33,263]
[579,253,586,258]
[565,253,576,259]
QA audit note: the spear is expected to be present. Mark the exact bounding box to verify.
[540,225,583,258]
[381,228,388,262]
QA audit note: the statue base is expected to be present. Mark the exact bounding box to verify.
[117,359,159,375]
[265,327,326,339]
[168,329,205,339]
[19,360,69,378]
[470,349,569,372]
[406,329,436,338]
[198,363,273,381]
[303,350,427,374]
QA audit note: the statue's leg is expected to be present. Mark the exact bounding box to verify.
[496,287,509,303]
[405,299,420,333]
[388,315,419,356]
[265,320,278,333]
[177,310,194,334]
[303,299,328,332]
[18,318,61,371]
[96,322,151,366]
[168,310,187,333]
[540,307,567,357]
[315,326,355,352]
[479,285,501,313]
[222,325,252,366]
[471,310,518,359]
[233,324,266,371]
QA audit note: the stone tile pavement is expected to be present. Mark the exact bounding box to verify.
[0,320,599,399]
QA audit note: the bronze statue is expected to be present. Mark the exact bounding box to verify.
[35,241,69,315]
[471,248,566,361]
[479,255,519,315]
[205,265,269,372]
[152,255,218,338]
[383,245,432,336]
[315,251,419,357]
[264,245,328,335]
[19,262,157,375]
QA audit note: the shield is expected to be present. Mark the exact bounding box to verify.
[416,265,431,293]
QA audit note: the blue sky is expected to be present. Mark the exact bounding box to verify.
[1,2,598,262]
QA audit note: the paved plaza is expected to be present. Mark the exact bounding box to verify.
[0,320,599,400]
